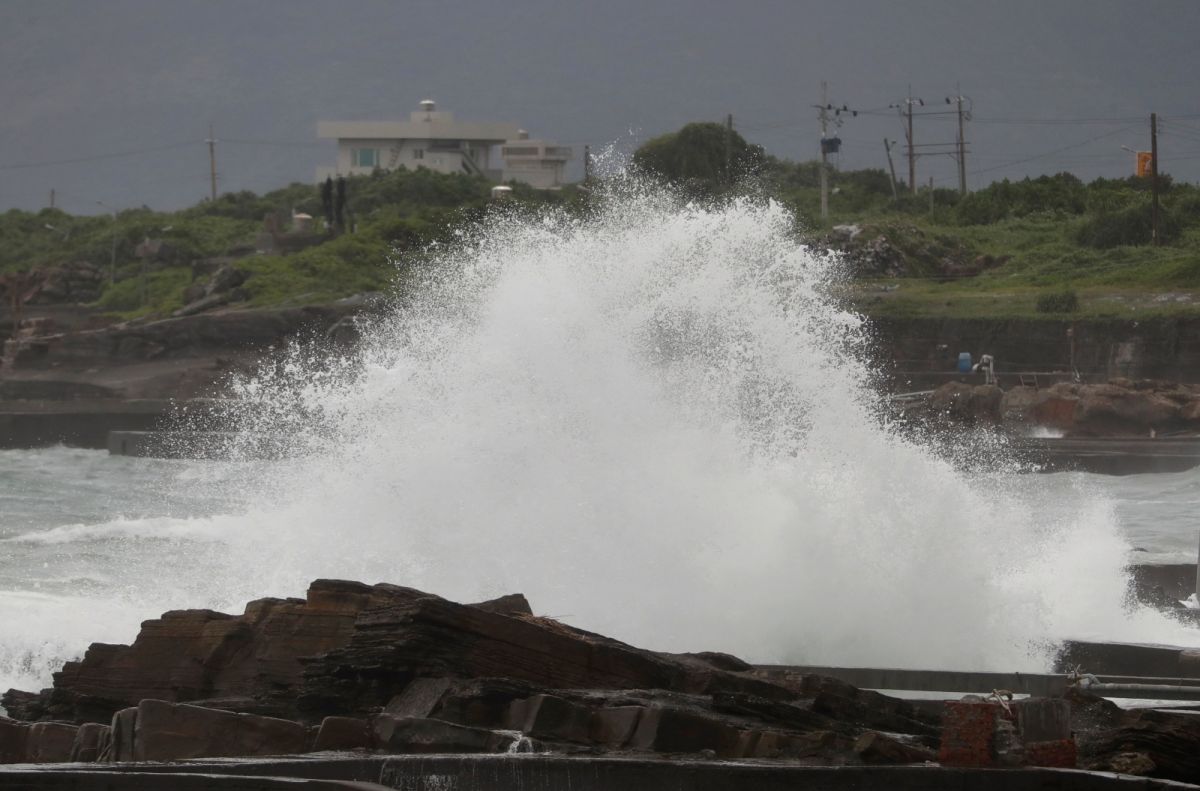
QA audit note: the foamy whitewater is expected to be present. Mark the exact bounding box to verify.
[3,185,1199,697]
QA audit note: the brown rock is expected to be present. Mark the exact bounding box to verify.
[26,722,79,762]
[588,706,644,748]
[104,706,138,762]
[854,731,935,765]
[0,716,30,763]
[298,585,691,717]
[469,593,533,616]
[927,382,1003,425]
[38,579,384,722]
[507,694,592,743]
[132,699,309,761]
[1104,751,1157,775]
[371,716,514,754]
[68,722,109,762]
[430,678,541,729]
[312,716,371,751]
[628,705,745,758]
[384,677,454,719]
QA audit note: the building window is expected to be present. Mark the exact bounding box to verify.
[353,148,379,168]
[412,149,424,160]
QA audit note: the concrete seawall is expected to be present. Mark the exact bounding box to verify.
[2,755,1195,791]
[872,315,1200,389]
[0,401,170,449]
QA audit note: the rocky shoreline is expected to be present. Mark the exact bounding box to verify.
[3,580,1200,786]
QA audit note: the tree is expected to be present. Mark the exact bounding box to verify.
[320,177,334,227]
[632,122,764,196]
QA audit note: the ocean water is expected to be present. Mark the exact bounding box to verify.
[2,187,1198,698]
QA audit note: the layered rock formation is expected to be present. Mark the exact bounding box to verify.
[3,580,1198,783]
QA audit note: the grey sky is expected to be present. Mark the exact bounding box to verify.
[2,0,1199,214]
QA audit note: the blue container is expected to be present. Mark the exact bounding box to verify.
[957,352,973,373]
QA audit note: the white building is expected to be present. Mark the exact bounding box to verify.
[317,100,572,189]
[500,131,573,189]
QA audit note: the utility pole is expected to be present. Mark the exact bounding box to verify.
[1150,112,1160,246]
[818,82,830,221]
[49,189,55,210]
[928,176,935,211]
[955,94,968,197]
[812,83,856,220]
[206,123,218,202]
[724,113,733,185]
[906,90,917,195]
[884,139,899,201]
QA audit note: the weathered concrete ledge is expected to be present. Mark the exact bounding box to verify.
[1,755,1195,791]
[107,430,289,460]
[0,400,170,449]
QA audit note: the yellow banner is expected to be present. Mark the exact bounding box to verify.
[1136,151,1153,178]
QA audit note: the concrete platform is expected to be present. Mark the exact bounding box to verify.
[0,400,170,449]
[1,754,1196,791]
[107,430,289,459]
[1015,436,1200,475]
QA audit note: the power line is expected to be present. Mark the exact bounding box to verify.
[970,125,1142,177]
[0,141,199,171]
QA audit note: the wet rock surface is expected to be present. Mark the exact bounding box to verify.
[913,378,1200,443]
[3,580,1200,785]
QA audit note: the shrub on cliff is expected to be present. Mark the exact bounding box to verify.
[1075,198,1182,248]
[633,122,765,196]
[1035,289,1080,313]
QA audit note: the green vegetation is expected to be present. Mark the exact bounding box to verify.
[2,123,1198,323]
[0,168,577,320]
[632,122,764,196]
[1035,289,1080,314]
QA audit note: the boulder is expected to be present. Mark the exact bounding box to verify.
[0,717,29,763]
[312,716,371,751]
[507,694,593,743]
[1069,689,1200,782]
[68,722,109,762]
[384,678,455,719]
[132,699,309,761]
[927,382,1003,425]
[628,704,745,758]
[25,722,78,763]
[588,706,644,748]
[854,730,936,764]
[104,706,138,762]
